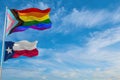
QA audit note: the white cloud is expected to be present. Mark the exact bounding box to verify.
[3,67,120,80]
[4,26,120,80]
[62,8,109,27]
[51,7,65,22]
[50,7,120,34]
[112,8,120,23]
[87,27,120,52]
[20,4,32,9]
[62,8,120,28]
[38,2,49,9]
[3,47,120,79]
[3,68,48,80]
[50,7,67,33]
[40,27,120,79]
[20,2,49,10]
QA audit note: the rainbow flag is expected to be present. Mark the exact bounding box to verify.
[6,8,52,35]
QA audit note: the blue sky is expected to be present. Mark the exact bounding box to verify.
[0,0,120,80]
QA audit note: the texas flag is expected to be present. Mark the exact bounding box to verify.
[4,40,38,61]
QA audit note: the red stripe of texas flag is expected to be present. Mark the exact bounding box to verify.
[13,49,38,58]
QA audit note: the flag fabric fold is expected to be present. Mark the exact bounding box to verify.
[4,40,38,61]
[6,8,52,35]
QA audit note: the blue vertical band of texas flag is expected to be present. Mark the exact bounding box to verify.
[4,41,15,61]
[4,41,38,61]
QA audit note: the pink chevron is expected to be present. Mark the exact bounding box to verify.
[6,13,15,32]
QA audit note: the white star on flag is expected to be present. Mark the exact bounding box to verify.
[6,47,12,54]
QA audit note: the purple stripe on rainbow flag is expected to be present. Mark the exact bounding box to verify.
[11,23,52,33]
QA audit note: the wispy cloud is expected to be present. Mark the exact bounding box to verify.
[51,7,65,22]
[51,7,120,34]
[38,2,49,9]
[62,8,120,27]
[3,60,120,80]
[8,26,120,80]
[62,8,109,27]
[87,26,120,52]
[20,1,49,9]
[3,68,47,80]
[3,30,119,78]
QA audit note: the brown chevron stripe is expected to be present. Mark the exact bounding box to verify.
[8,9,23,34]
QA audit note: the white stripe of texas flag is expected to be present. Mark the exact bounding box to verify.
[13,40,38,50]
